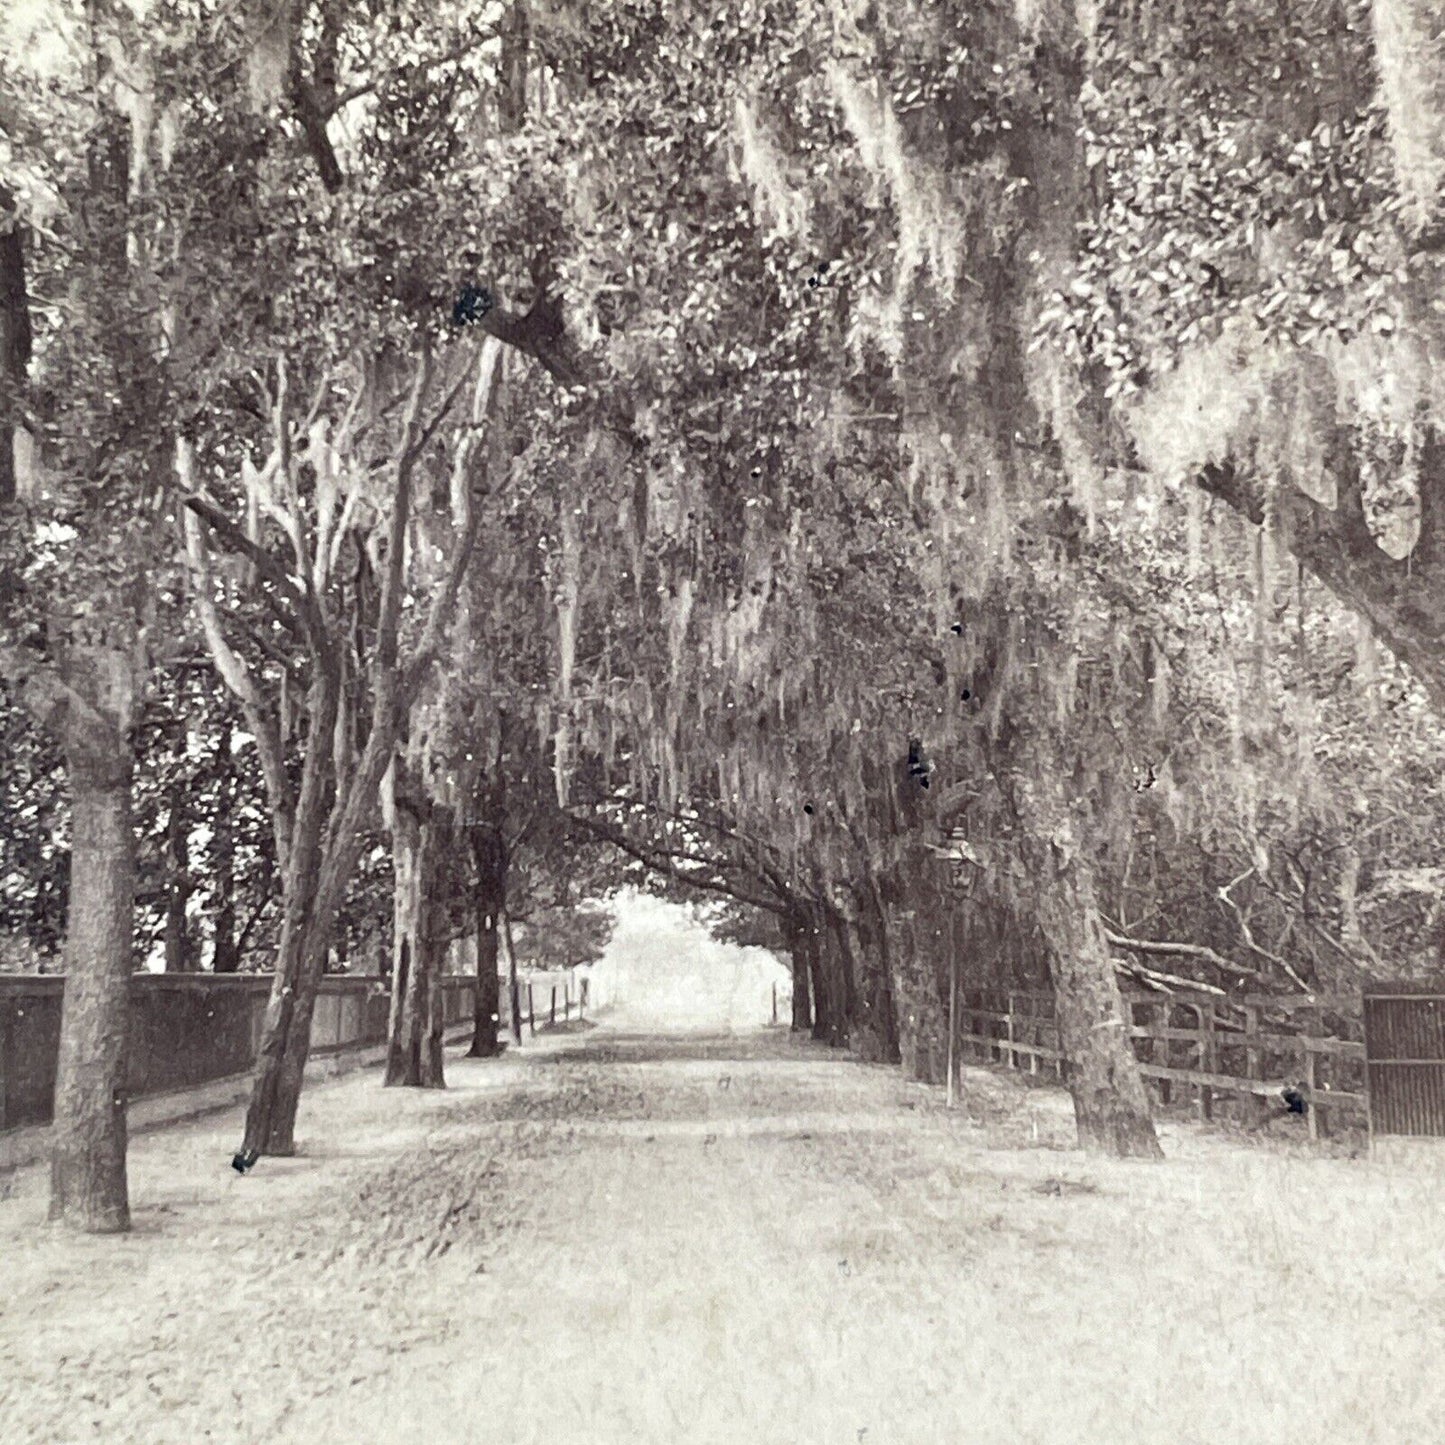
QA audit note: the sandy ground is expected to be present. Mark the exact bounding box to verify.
[3,1016,1444,1445]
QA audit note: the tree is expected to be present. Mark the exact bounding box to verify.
[0,1,183,1227]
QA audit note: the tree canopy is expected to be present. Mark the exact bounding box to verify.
[6,0,1445,1221]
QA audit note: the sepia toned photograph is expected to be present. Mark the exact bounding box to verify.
[2,1,1445,1441]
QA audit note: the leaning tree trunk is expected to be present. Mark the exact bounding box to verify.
[49,738,135,1232]
[1014,778,1162,1159]
[234,665,336,1164]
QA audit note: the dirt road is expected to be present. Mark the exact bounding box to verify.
[2,1022,1442,1444]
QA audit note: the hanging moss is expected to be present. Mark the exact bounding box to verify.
[731,94,813,245]
[1371,0,1445,240]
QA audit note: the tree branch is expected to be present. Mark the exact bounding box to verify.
[566,810,784,913]
[181,493,295,875]
[182,493,319,648]
[0,643,111,755]
[1215,870,1313,993]
[1101,922,1262,978]
[1197,454,1445,708]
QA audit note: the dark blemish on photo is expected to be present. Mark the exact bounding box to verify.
[451,283,494,327]
[907,738,931,789]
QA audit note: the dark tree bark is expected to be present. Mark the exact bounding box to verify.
[211,752,240,972]
[1,647,143,1232]
[782,912,813,1032]
[498,0,530,134]
[163,780,194,972]
[385,786,450,1088]
[236,658,338,1160]
[49,741,135,1232]
[845,880,901,1064]
[466,818,507,1057]
[503,910,522,1044]
[798,901,849,1048]
[0,185,31,509]
[823,909,859,1049]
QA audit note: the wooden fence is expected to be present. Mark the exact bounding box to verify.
[516,971,587,1036]
[956,989,1367,1136]
[0,972,477,1133]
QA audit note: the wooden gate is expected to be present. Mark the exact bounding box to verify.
[1363,985,1445,1138]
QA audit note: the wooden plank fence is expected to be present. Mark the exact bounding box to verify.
[956,989,1366,1135]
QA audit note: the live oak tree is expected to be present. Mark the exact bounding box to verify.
[0,0,187,1228]
[184,343,490,1156]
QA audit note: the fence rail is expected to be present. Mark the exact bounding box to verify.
[956,989,1367,1136]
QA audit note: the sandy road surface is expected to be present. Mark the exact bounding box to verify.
[3,1020,1443,1445]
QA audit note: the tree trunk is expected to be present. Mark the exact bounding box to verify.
[469,916,502,1055]
[1040,877,1162,1158]
[0,183,32,511]
[466,821,506,1057]
[211,765,239,973]
[801,903,850,1048]
[823,909,858,1049]
[803,912,829,1043]
[49,743,135,1232]
[784,914,813,1032]
[1014,778,1162,1159]
[504,910,522,1044]
[846,880,901,1064]
[234,663,337,1165]
[385,799,449,1088]
[163,780,193,972]
[386,799,423,1084]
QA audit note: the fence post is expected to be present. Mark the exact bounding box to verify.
[528,983,536,1036]
[550,985,557,1026]
[1244,1003,1264,1123]
[1198,1001,1215,1122]
[1156,1000,1170,1100]
[771,982,778,1025]
[1305,1008,1323,1142]
[946,956,958,1107]
[1004,992,1017,1072]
